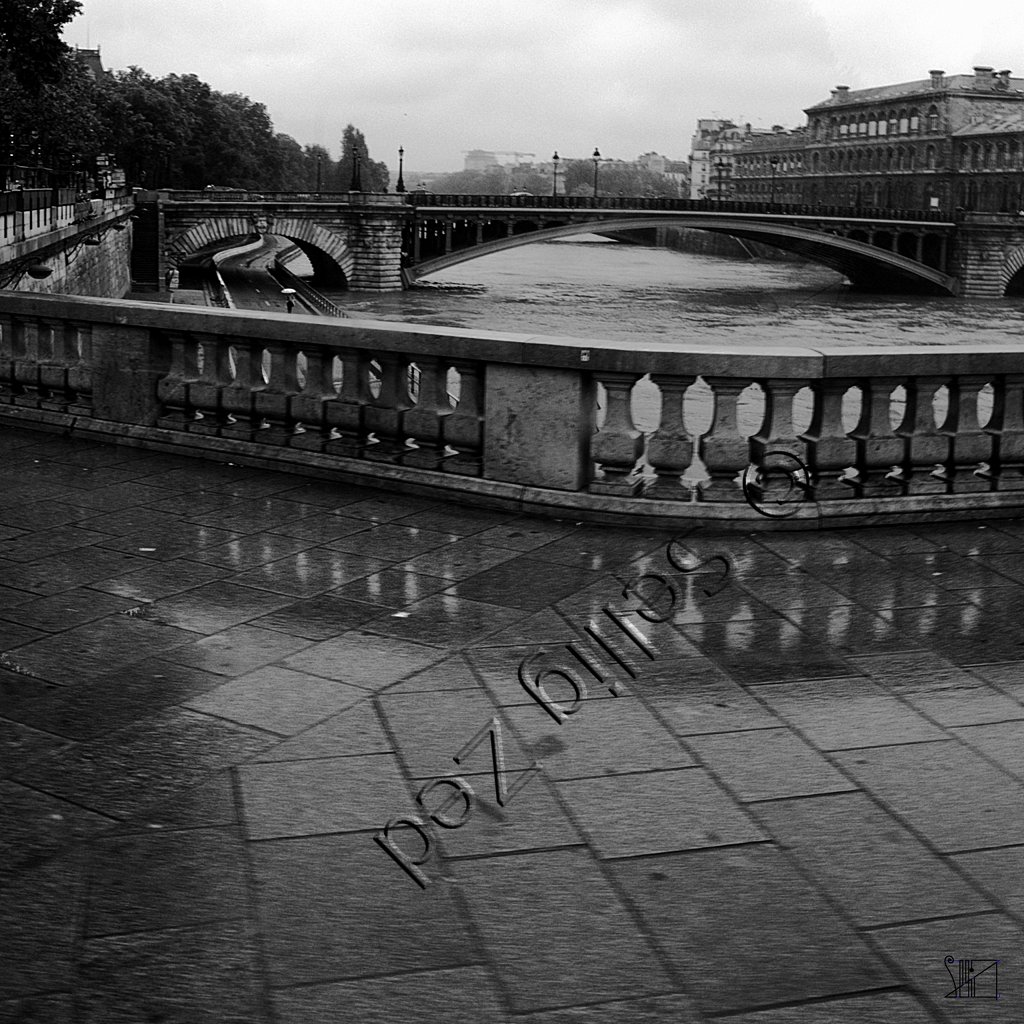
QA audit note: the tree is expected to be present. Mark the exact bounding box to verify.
[430,166,551,195]
[336,124,388,192]
[0,0,81,91]
[562,159,678,198]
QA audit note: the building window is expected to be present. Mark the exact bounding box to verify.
[909,109,920,132]
[878,119,887,136]
[926,144,937,169]
[927,105,939,132]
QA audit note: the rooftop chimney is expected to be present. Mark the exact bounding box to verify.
[998,69,1012,85]
[929,69,945,88]
[974,65,994,83]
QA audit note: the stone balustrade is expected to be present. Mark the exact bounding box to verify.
[3,290,1024,528]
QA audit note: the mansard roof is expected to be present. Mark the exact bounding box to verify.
[952,112,1024,137]
[806,74,1024,112]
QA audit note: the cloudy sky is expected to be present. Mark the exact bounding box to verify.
[63,0,1024,174]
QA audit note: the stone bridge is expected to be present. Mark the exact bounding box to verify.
[138,191,1024,299]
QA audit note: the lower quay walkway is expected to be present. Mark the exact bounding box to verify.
[2,425,1024,1023]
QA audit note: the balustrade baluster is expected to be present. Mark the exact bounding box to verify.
[220,340,266,441]
[942,375,993,493]
[156,331,199,431]
[253,340,299,445]
[188,334,233,437]
[983,374,1024,490]
[897,375,949,494]
[35,319,65,411]
[403,356,452,470]
[590,371,644,496]
[442,360,484,476]
[12,318,41,408]
[748,377,813,506]
[698,376,751,502]
[64,322,92,416]
[645,373,694,499]
[803,378,859,499]
[849,376,906,496]
[290,348,335,451]
[323,347,366,457]
[363,351,414,462]
[0,313,14,402]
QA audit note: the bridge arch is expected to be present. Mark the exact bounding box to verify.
[406,216,957,295]
[165,215,353,287]
[1002,244,1024,296]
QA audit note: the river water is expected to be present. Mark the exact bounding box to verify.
[313,235,1024,351]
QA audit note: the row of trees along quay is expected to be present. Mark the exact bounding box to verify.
[0,0,389,192]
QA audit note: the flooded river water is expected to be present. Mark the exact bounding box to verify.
[315,236,1024,351]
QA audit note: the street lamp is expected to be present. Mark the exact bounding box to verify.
[592,147,601,198]
[552,151,559,197]
[769,156,779,205]
[396,146,406,193]
[349,154,362,192]
[316,155,322,194]
[714,158,728,201]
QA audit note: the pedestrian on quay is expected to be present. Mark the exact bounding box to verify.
[286,297,295,314]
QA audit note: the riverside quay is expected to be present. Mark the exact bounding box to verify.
[4,175,1024,1019]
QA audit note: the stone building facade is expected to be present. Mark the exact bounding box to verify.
[723,66,1024,213]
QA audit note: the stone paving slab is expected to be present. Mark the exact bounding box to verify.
[2,424,1024,1020]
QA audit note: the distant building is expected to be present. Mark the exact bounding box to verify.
[728,66,1024,212]
[73,47,110,82]
[688,120,775,200]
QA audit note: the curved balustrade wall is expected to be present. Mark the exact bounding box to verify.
[1,290,1023,529]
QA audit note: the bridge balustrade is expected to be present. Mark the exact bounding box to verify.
[1,291,1022,527]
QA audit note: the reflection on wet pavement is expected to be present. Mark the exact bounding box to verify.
[2,425,1024,1022]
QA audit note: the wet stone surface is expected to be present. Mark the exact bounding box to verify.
[2,426,1024,1021]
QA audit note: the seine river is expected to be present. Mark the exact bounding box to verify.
[315,236,1024,351]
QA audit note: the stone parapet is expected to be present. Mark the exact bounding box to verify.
[4,290,1024,528]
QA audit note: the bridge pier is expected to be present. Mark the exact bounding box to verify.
[150,193,406,294]
[953,215,1024,299]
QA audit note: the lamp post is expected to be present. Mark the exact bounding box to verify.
[769,156,779,205]
[714,158,727,201]
[316,155,322,194]
[552,151,559,197]
[592,147,601,198]
[396,146,406,193]
[349,153,362,192]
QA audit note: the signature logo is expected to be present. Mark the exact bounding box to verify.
[944,956,1000,1000]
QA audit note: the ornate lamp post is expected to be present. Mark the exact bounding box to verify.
[714,158,727,201]
[349,153,362,192]
[769,155,779,205]
[552,151,559,197]
[592,147,601,197]
[396,146,406,193]
[316,155,322,193]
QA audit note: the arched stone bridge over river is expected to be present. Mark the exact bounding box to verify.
[136,190,1024,299]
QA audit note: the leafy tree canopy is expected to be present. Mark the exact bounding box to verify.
[0,0,81,90]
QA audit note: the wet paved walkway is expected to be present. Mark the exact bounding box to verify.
[1,424,1023,1022]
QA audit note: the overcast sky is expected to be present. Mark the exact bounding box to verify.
[63,0,1024,174]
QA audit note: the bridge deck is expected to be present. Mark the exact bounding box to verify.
[1,423,1021,1021]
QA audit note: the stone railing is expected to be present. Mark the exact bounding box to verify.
[1,188,77,245]
[2,290,1024,528]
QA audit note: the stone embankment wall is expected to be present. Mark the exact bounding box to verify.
[15,224,134,299]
